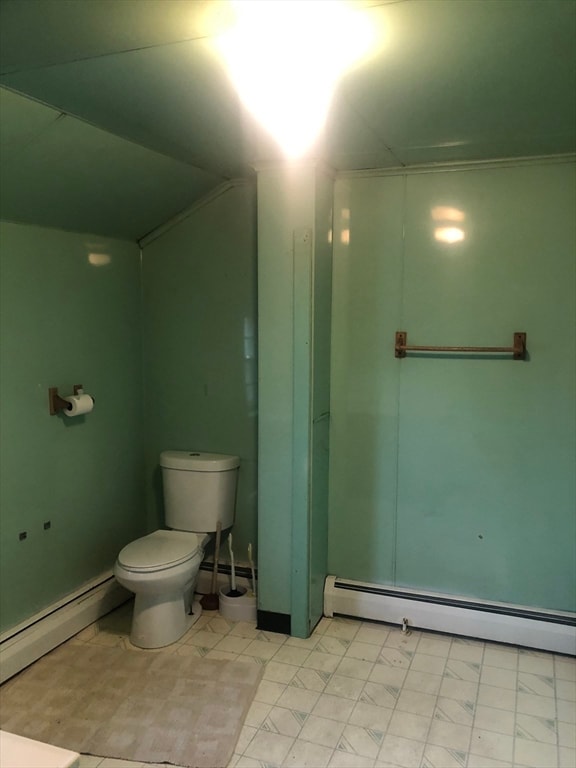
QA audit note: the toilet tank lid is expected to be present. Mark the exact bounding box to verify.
[160,451,240,471]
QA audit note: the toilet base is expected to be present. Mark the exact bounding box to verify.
[130,596,202,649]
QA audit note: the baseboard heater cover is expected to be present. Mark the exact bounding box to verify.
[0,572,130,683]
[324,576,576,655]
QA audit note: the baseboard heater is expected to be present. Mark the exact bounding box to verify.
[324,576,575,655]
[0,572,130,683]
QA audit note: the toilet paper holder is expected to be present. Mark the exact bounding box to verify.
[48,384,84,415]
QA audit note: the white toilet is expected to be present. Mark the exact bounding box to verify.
[114,450,239,648]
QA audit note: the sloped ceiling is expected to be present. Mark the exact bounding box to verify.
[1,0,574,240]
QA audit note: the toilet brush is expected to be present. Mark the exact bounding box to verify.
[226,533,243,597]
[200,521,221,611]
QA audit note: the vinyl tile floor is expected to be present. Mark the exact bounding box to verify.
[64,601,575,768]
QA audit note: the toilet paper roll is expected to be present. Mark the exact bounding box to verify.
[63,394,94,417]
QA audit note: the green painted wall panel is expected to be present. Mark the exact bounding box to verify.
[396,163,576,610]
[258,164,333,632]
[0,221,143,632]
[309,169,333,629]
[329,175,405,583]
[141,184,258,558]
[329,161,575,613]
[257,166,318,617]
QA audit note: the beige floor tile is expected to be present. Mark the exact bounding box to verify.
[335,656,374,681]
[404,670,442,696]
[416,636,451,658]
[449,639,484,664]
[396,689,436,718]
[516,713,558,744]
[514,737,559,768]
[469,728,514,763]
[243,730,295,764]
[263,705,306,738]
[409,653,446,676]
[254,679,287,705]
[329,750,376,767]
[480,666,517,690]
[348,701,393,731]
[355,625,390,646]
[346,641,382,662]
[285,634,321,650]
[282,739,334,767]
[290,666,331,692]
[263,661,299,684]
[242,639,283,660]
[518,651,555,676]
[474,704,515,735]
[483,648,518,670]
[438,676,478,702]
[427,719,471,751]
[476,683,517,712]
[558,721,576,749]
[388,710,431,742]
[339,723,382,759]
[517,691,557,719]
[272,645,311,666]
[324,674,365,700]
[421,744,467,768]
[559,746,576,768]
[377,733,425,767]
[555,659,576,682]
[557,698,576,723]
[313,693,356,722]
[323,619,362,642]
[303,650,342,673]
[299,714,345,748]
[275,685,321,713]
[557,679,576,702]
[434,696,474,727]
[467,755,512,768]
[316,636,352,656]
[368,663,408,689]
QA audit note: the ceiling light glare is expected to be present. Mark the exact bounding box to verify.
[217,0,376,158]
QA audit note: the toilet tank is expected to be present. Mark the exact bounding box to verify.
[160,451,240,533]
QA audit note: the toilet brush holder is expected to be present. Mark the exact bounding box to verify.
[219,586,257,622]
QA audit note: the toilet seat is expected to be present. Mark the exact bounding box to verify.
[118,530,201,573]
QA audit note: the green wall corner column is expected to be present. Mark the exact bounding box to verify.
[256,162,333,637]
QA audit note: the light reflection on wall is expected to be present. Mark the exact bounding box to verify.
[434,227,465,244]
[431,205,466,245]
[339,207,351,245]
[243,315,257,415]
[88,252,111,266]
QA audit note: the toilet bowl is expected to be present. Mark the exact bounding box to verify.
[114,530,209,648]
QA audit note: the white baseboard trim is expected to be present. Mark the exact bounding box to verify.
[0,572,130,683]
[324,576,576,655]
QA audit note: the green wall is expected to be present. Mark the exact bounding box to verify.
[141,183,258,557]
[329,159,576,612]
[257,163,333,635]
[0,221,143,632]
